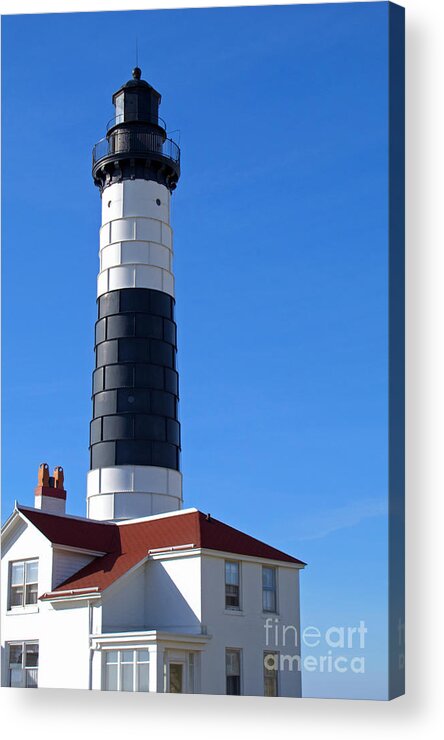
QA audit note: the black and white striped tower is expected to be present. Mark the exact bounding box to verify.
[87,68,182,521]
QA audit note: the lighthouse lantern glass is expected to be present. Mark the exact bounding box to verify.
[125,92,138,121]
[115,92,124,123]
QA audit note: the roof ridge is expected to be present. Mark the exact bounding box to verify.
[116,507,199,526]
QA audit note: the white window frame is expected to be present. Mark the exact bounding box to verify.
[225,560,241,610]
[225,648,242,696]
[8,558,39,610]
[7,641,39,688]
[263,650,279,697]
[262,565,278,613]
[103,649,150,692]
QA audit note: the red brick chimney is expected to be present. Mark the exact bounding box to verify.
[34,463,67,515]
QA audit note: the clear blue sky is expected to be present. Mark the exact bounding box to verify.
[2,3,390,699]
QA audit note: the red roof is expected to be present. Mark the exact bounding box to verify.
[18,506,118,553]
[17,506,304,599]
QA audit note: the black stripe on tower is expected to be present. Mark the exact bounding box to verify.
[89,288,180,471]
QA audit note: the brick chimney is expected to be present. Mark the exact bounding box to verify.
[34,463,67,515]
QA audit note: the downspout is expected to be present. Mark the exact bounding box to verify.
[88,599,94,690]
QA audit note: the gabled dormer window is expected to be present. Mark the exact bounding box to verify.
[9,559,39,608]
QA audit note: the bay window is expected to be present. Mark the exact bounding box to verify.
[104,649,149,692]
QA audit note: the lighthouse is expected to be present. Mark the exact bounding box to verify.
[87,67,182,521]
[1,66,305,698]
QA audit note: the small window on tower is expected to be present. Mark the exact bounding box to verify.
[115,92,124,123]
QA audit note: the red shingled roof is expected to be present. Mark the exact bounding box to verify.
[18,506,118,553]
[17,506,304,599]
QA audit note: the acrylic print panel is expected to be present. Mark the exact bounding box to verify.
[1,2,404,700]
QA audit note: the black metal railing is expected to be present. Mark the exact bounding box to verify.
[106,114,167,131]
[92,130,180,168]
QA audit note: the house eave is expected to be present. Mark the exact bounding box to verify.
[92,629,211,650]
[40,587,102,603]
[51,543,107,557]
[1,504,25,539]
[199,547,306,569]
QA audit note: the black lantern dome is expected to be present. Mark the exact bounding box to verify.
[92,68,180,193]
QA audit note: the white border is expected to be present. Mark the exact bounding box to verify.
[1,0,443,737]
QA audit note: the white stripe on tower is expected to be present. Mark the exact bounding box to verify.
[87,466,182,521]
[97,180,175,298]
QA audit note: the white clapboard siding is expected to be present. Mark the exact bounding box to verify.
[52,549,97,590]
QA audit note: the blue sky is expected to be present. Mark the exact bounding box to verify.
[2,3,390,699]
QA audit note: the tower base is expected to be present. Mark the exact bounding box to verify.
[86,465,182,521]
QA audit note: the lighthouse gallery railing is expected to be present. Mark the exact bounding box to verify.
[92,130,180,168]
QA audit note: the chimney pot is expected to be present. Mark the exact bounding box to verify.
[54,466,64,489]
[34,462,67,515]
[38,463,50,487]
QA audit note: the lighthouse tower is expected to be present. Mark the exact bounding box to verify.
[87,68,182,521]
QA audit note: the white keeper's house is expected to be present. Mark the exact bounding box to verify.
[1,68,305,697]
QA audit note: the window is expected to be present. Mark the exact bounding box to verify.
[9,559,39,608]
[264,651,279,697]
[8,642,39,688]
[226,649,241,695]
[168,663,184,693]
[225,560,240,609]
[262,566,277,613]
[115,92,124,123]
[104,649,149,692]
